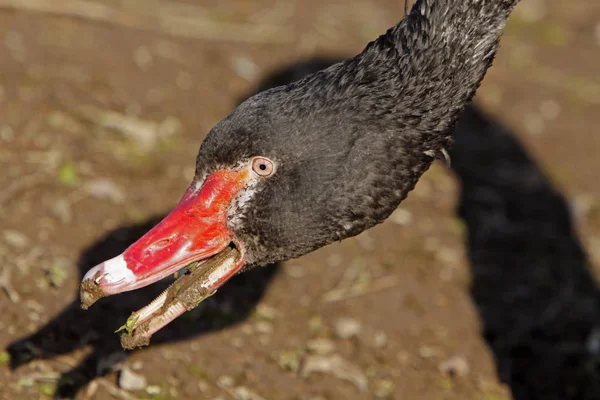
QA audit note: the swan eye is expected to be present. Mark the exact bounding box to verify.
[251,157,275,177]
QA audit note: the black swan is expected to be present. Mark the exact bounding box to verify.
[80,0,521,348]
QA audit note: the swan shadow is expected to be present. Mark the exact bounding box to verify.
[452,107,600,400]
[7,216,279,398]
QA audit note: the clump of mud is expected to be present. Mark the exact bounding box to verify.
[121,330,151,349]
[80,279,107,309]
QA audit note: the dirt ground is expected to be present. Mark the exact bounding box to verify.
[1,0,600,399]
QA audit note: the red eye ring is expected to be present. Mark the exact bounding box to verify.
[251,157,275,177]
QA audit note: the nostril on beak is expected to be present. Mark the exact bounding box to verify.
[147,237,175,255]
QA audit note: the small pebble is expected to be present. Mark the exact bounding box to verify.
[334,317,362,339]
[119,367,147,391]
[301,354,368,393]
[389,208,413,226]
[131,360,144,370]
[572,194,596,220]
[438,355,470,377]
[3,230,29,249]
[255,304,279,320]
[234,386,267,400]
[28,311,40,322]
[373,331,388,349]
[306,338,336,355]
[84,178,125,204]
[241,324,254,335]
[146,385,161,395]
[418,346,437,359]
[25,299,44,312]
[217,375,235,389]
[231,55,260,81]
[198,380,209,392]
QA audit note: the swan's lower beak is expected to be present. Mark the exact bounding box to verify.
[79,169,251,348]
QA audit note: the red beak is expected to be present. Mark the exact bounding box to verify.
[81,169,251,308]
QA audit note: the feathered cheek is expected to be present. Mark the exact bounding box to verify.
[227,182,260,231]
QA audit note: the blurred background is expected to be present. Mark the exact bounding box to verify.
[1,0,599,399]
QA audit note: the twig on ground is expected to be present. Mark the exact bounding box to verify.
[321,275,400,303]
[0,268,20,303]
[321,257,400,303]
